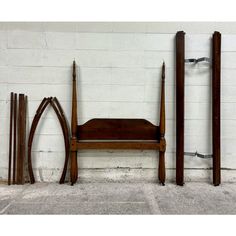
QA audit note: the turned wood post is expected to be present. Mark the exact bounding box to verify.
[158,62,166,185]
[70,60,78,185]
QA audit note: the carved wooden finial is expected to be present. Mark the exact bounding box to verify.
[73,60,76,79]
[162,61,165,80]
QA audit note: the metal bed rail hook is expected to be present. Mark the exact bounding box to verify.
[184,151,213,159]
[185,57,211,64]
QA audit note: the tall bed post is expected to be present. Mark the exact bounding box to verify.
[158,62,166,185]
[212,31,221,186]
[70,61,78,185]
[176,31,185,186]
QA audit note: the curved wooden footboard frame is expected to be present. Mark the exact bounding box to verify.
[28,97,70,184]
[70,61,166,185]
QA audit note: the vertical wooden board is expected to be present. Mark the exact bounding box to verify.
[23,96,27,183]
[176,31,185,186]
[16,94,26,184]
[8,92,13,185]
[212,31,221,186]
[13,93,17,184]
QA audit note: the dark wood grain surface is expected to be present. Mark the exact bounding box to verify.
[77,118,160,141]
[176,31,185,186]
[212,31,221,186]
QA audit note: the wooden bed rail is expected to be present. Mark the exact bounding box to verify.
[70,61,166,185]
[175,31,221,186]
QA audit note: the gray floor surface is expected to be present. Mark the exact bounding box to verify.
[0,182,236,214]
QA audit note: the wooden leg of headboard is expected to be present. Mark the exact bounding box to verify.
[159,151,165,185]
[70,151,78,185]
[158,62,166,185]
[71,61,78,185]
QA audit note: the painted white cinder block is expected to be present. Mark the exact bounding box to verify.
[111,33,145,51]
[111,51,144,67]
[145,34,174,51]
[222,35,236,51]
[222,52,236,68]
[45,32,76,49]
[79,67,111,85]
[7,31,46,49]
[76,33,112,50]
[110,85,144,102]
[7,49,43,66]
[144,51,173,68]
[1,23,236,183]
[0,31,7,49]
[78,50,112,67]
[0,50,7,66]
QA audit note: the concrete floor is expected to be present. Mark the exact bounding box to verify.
[0,182,236,214]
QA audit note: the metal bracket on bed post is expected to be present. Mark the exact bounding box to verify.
[184,152,212,159]
[185,57,211,64]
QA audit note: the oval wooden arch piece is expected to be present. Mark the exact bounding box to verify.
[28,97,70,184]
[50,97,70,184]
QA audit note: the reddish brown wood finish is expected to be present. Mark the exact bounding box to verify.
[71,61,78,185]
[12,93,17,184]
[159,62,166,185]
[176,31,185,186]
[50,97,70,184]
[77,119,160,141]
[212,31,221,186]
[70,61,166,185]
[74,141,161,150]
[8,92,14,185]
[28,97,70,184]
[16,94,27,185]
[28,98,50,183]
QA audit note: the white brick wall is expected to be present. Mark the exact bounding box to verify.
[1,22,236,183]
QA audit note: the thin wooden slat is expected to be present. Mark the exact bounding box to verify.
[23,96,27,183]
[16,94,26,185]
[176,31,185,186]
[8,92,14,185]
[13,93,17,184]
[77,118,160,141]
[212,31,221,186]
[76,141,160,150]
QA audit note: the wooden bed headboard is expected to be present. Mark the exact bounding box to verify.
[77,118,160,141]
[70,61,166,186]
